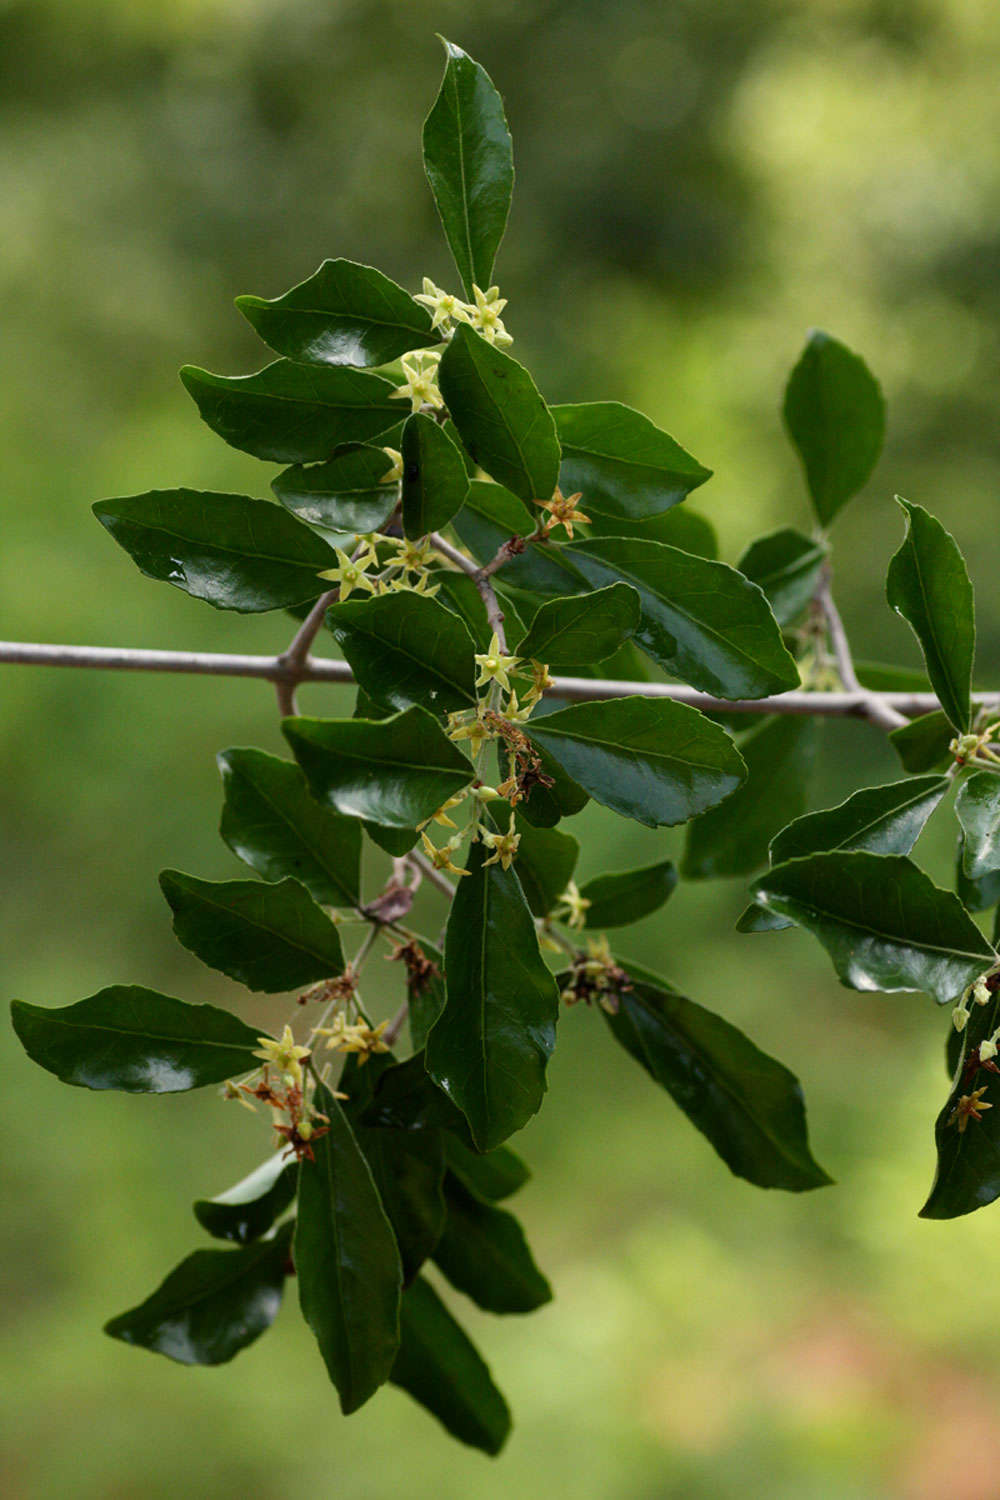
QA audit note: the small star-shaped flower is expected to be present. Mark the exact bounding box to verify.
[480,814,520,871]
[318,547,376,601]
[419,829,470,877]
[538,488,591,539]
[466,284,512,346]
[414,278,469,333]
[558,879,592,932]
[390,350,444,412]
[253,1025,311,1088]
[474,632,520,693]
[950,1085,993,1133]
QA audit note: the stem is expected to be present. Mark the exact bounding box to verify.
[275,589,338,715]
[382,1000,410,1048]
[429,532,508,648]
[1,638,992,721]
[408,848,456,899]
[816,572,907,732]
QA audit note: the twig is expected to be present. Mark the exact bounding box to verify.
[816,573,908,732]
[408,848,456,899]
[274,589,338,716]
[429,531,511,649]
[0,639,986,720]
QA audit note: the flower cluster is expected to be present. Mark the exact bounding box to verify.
[414,279,512,347]
[558,936,632,1014]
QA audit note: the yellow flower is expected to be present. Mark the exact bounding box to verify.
[392,536,435,571]
[474,632,520,693]
[480,813,520,871]
[419,829,470,877]
[390,350,444,412]
[558,879,592,932]
[414,278,469,333]
[448,711,494,759]
[538,488,591,539]
[951,1085,993,1133]
[379,448,404,485]
[317,1015,391,1064]
[252,1025,311,1087]
[318,547,376,602]
[466,284,512,347]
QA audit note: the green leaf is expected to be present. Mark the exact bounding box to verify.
[295,1081,402,1412]
[552,401,711,519]
[326,592,476,716]
[886,497,974,732]
[452,479,573,594]
[683,717,819,879]
[511,815,579,919]
[93,490,336,613]
[783,330,885,527]
[361,1050,475,1149]
[236,259,435,368]
[586,505,718,559]
[516,583,640,668]
[741,774,950,935]
[159,872,345,993]
[921,999,1000,1219]
[523,696,746,829]
[433,1176,552,1313]
[956,840,1000,913]
[272,446,399,534]
[283,706,473,829]
[577,859,677,930]
[391,1275,511,1455]
[180,361,401,463]
[104,1223,292,1366]
[562,538,799,699]
[363,822,420,857]
[426,841,559,1151]
[340,1056,447,1285]
[401,412,469,539]
[855,660,931,692]
[438,324,560,503]
[10,987,264,1093]
[752,852,995,1004]
[218,747,361,908]
[193,1157,297,1245]
[444,1137,531,1201]
[889,710,954,773]
[737,529,829,626]
[422,38,514,299]
[602,962,831,1191]
[771,775,950,865]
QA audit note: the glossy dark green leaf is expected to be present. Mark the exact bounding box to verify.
[552,401,711,519]
[283,706,473,829]
[603,962,831,1191]
[180,361,401,464]
[921,998,1000,1219]
[272,446,399,534]
[340,1056,447,1285]
[452,479,578,596]
[362,822,419,857]
[886,497,974,732]
[752,852,995,1004]
[577,859,677,930]
[93,490,337,612]
[217,747,361,908]
[956,840,1000,913]
[511,815,579,919]
[422,39,514,299]
[104,1223,292,1366]
[159,872,345,993]
[236,259,435,368]
[955,773,1000,880]
[737,529,829,626]
[741,774,950,936]
[438,324,560,504]
[295,1080,402,1413]
[516,583,639,668]
[360,1050,475,1149]
[326,592,476,716]
[391,1275,511,1455]
[401,412,469,539]
[683,717,819,879]
[10,987,263,1093]
[426,841,559,1152]
[523,696,746,829]
[193,1157,297,1245]
[783,330,885,527]
[889,710,954,773]
[433,1176,552,1313]
[771,775,950,864]
[586,505,718,559]
[561,538,799,699]
[445,1137,531,1202]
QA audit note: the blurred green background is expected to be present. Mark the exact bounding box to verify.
[5,1,1000,1495]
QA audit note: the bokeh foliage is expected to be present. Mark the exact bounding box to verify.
[7,1,1000,1496]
